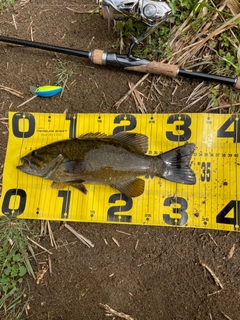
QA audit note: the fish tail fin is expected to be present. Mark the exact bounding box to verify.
[158,143,196,185]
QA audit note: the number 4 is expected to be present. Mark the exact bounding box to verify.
[217,115,240,143]
[216,200,240,230]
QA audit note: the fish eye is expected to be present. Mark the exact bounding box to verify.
[31,150,37,156]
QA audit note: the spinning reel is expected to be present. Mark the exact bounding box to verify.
[99,0,172,56]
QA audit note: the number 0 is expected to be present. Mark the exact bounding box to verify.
[1,189,27,216]
[12,113,35,138]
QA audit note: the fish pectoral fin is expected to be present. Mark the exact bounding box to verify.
[51,181,87,194]
[62,160,87,173]
[111,178,145,198]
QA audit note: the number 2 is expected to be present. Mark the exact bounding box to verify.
[107,193,132,222]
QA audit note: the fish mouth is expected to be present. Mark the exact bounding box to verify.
[16,157,31,170]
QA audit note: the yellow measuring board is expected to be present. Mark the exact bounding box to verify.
[0,112,239,232]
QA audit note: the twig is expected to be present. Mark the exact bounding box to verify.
[28,241,77,258]
[200,260,223,295]
[36,264,48,284]
[0,85,24,98]
[129,82,147,113]
[48,255,52,274]
[27,236,53,255]
[207,232,218,247]
[64,223,94,248]
[87,36,95,49]
[116,230,131,236]
[221,311,233,320]
[112,237,120,247]
[113,74,149,108]
[227,243,236,259]
[12,14,17,30]
[16,95,37,108]
[100,303,135,320]
[47,220,58,249]
[103,238,108,245]
[40,220,48,237]
[135,239,139,250]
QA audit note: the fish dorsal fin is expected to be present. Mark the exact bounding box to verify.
[78,132,108,139]
[78,132,148,154]
[112,132,148,154]
[111,178,145,198]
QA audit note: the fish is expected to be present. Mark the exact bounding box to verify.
[16,132,196,197]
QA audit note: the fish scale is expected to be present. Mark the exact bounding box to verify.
[84,144,151,172]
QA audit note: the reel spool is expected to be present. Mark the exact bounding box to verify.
[99,0,172,56]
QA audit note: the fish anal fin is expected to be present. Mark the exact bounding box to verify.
[112,178,145,198]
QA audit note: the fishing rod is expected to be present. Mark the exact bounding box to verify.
[1,35,239,89]
[0,0,239,89]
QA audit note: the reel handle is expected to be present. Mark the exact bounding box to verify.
[91,49,240,90]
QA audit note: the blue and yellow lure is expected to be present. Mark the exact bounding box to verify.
[34,85,62,97]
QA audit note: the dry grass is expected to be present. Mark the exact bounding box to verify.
[134,0,240,112]
[166,1,240,69]
[115,0,240,112]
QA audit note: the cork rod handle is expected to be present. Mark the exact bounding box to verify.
[125,61,179,78]
[235,77,240,90]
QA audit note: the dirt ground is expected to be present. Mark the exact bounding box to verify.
[1,1,240,319]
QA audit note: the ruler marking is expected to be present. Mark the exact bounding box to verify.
[216,114,221,231]
[235,114,239,230]
[2,112,240,232]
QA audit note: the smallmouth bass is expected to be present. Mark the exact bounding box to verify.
[17,132,196,197]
